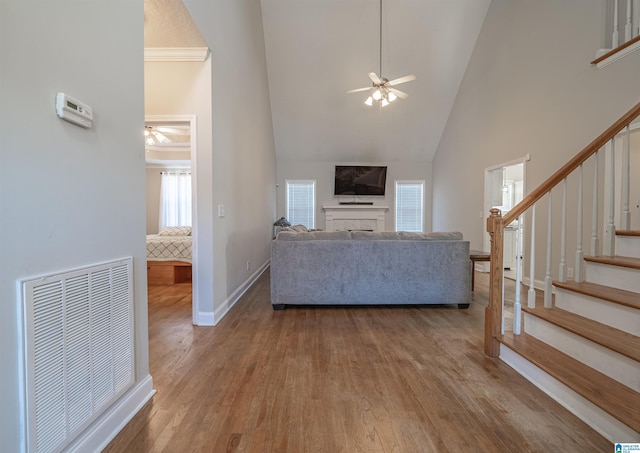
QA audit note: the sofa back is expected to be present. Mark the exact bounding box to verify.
[271,231,470,306]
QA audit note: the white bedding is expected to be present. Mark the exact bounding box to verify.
[146,234,192,263]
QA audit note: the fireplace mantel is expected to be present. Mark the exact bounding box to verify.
[322,205,388,232]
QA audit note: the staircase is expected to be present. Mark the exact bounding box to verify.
[500,229,640,441]
[484,102,640,443]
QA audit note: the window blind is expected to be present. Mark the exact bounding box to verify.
[286,180,315,228]
[395,181,424,232]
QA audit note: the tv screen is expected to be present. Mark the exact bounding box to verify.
[334,165,387,196]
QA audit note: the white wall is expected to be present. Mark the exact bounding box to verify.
[276,160,432,231]
[183,0,277,321]
[0,0,148,450]
[433,0,640,281]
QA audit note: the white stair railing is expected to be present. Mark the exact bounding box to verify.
[484,101,640,356]
[609,0,640,47]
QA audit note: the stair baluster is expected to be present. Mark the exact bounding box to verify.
[591,151,600,260]
[559,179,567,283]
[622,125,631,229]
[576,164,584,282]
[544,191,553,307]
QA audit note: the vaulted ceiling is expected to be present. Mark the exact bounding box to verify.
[144,0,491,163]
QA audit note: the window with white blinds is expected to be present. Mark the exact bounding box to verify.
[395,181,424,232]
[286,180,316,228]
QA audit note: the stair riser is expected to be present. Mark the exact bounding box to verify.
[617,236,640,259]
[500,344,640,443]
[585,261,640,293]
[554,288,640,336]
[523,313,640,392]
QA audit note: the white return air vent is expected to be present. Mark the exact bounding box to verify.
[18,258,135,453]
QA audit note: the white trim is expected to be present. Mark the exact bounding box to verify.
[144,47,209,62]
[212,260,270,325]
[66,375,155,453]
[594,39,640,69]
[499,344,640,443]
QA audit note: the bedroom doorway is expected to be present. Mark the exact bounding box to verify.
[145,115,199,322]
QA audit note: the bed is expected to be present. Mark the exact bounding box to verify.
[146,226,192,284]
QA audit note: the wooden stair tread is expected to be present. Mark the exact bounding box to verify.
[553,280,640,310]
[500,332,640,434]
[584,255,640,270]
[522,303,640,362]
[616,230,640,237]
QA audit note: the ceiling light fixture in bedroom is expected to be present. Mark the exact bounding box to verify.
[347,0,416,108]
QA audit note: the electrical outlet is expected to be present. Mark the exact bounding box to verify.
[567,267,574,279]
[246,261,250,271]
[218,204,225,217]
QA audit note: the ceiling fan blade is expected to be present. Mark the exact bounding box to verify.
[155,126,185,134]
[387,74,416,86]
[152,131,171,144]
[368,72,381,84]
[347,86,372,94]
[389,88,409,99]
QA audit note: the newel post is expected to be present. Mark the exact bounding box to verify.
[485,208,504,357]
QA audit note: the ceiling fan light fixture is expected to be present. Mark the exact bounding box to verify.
[347,0,415,108]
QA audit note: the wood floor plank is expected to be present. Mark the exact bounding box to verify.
[104,271,612,452]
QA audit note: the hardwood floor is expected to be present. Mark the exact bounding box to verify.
[104,270,612,452]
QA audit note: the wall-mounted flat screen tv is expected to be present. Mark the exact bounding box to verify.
[334,165,387,196]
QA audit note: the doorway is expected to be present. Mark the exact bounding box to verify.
[144,115,199,322]
[483,157,528,276]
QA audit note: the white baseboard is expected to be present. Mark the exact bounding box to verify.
[67,374,155,452]
[500,344,639,443]
[209,260,270,326]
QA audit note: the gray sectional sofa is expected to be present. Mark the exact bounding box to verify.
[270,230,471,309]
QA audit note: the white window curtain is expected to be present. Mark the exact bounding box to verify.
[158,171,192,230]
[286,180,315,228]
[395,181,424,232]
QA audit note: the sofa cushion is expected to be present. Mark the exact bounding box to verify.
[351,231,401,240]
[399,231,463,241]
[276,230,352,241]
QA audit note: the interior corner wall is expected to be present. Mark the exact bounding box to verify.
[276,160,433,232]
[432,0,640,278]
[182,0,277,319]
[0,1,147,451]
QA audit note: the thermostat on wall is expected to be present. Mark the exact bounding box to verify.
[55,92,93,128]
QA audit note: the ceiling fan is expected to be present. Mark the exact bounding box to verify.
[347,0,416,107]
[144,125,188,146]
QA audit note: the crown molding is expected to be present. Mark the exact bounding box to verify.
[144,47,209,62]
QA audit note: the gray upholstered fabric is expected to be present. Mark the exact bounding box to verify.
[270,235,470,307]
[399,231,463,241]
[351,231,401,240]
